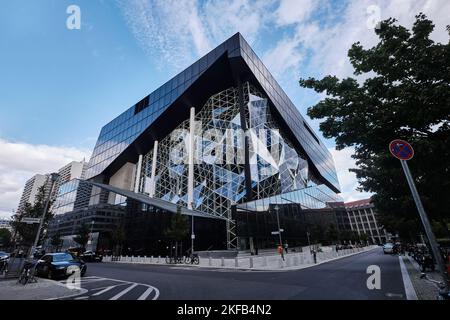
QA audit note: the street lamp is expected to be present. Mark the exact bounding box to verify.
[191,202,195,256]
[29,172,60,259]
[274,204,284,261]
[89,220,95,251]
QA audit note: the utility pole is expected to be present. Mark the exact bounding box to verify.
[29,173,59,259]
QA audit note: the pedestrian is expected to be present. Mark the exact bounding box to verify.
[277,245,285,261]
[284,242,289,254]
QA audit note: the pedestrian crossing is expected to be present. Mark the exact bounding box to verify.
[56,276,159,300]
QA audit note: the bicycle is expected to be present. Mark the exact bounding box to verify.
[184,254,200,265]
[0,260,8,275]
[17,260,38,285]
[420,273,450,300]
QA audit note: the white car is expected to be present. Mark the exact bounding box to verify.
[383,243,394,254]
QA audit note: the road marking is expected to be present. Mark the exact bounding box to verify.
[109,283,139,300]
[137,287,154,300]
[74,296,89,300]
[398,256,418,300]
[92,285,118,296]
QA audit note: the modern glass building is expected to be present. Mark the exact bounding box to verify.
[49,33,346,255]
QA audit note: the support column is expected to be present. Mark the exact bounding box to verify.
[237,79,253,202]
[134,154,143,193]
[149,140,158,197]
[187,107,195,210]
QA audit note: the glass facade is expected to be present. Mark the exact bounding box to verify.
[85,33,339,194]
[51,33,345,253]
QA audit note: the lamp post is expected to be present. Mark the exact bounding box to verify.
[274,204,284,261]
[29,172,60,259]
[89,220,95,251]
[191,202,195,256]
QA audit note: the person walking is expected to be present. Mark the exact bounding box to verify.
[284,242,289,254]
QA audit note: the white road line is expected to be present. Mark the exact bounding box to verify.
[398,256,418,300]
[137,287,154,300]
[92,285,117,296]
[109,283,139,300]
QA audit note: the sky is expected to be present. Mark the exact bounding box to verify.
[1,0,449,219]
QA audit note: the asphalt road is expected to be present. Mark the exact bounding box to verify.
[64,248,407,300]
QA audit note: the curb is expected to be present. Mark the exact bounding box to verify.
[103,246,378,272]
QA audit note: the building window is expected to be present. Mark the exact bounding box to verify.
[134,96,150,115]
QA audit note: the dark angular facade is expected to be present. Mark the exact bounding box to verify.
[49,33,344,254]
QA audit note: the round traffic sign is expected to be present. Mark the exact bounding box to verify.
[389,139,414,160]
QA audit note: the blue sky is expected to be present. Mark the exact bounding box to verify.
[1,0,448,218]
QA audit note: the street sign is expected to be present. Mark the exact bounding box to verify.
[271,229,284,235]
[389,139,449,291]
[21,217,41,224]
[389,139,414,160]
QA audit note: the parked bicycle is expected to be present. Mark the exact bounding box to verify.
[420,273,450,300]
[165,255,184,264]
[0,259,8,275]
[17,260,38,285]
[184,254,200,265]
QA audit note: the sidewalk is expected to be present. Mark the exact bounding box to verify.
[0,278,86,300]
[401,254,443,300]
[103,245,379,272]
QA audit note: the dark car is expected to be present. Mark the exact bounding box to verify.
[81,251,103,262]
[35,252,87,279]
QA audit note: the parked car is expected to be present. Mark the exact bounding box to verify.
[35,252,86,279]
[383,243,394,254]
[81,251,103,262]
[0,251,9,260]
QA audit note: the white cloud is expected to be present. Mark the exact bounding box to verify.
[0,139,90,219]
[116,0,275,71]
[275,0,319,26]
[329,147,373,202]
[263,37,303,77]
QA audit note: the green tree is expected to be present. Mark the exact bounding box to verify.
[73,223,90,251]
[50,232,63,252]
[299,14,450,238]
[165,207,189,257]
[10,185,54,247]
[325,224,339,244]
[110,222,126,256]
[0,228,11,249]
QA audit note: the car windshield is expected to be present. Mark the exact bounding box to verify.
[52,253,75,262]
[384,244,393,248]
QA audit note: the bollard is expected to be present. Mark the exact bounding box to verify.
[221,257,225,267]
[249,257,253,268]
[158,256,161,263]
[150,256,153,263]
[235,257,239,268]
[209,256,212,266]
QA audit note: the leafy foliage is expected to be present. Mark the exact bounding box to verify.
[299,14,450,238]
[0,228,11,248]
[73,223,91,250]
[10,185,54,246]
